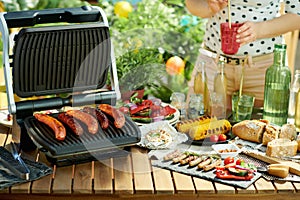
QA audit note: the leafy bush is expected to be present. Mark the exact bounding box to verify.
[99,0,206,100]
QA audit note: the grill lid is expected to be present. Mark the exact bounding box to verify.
[12,23,111,97]
[24,113,141,158]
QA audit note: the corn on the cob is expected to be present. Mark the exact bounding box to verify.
[188,119,232,140]
[176,115,216,133]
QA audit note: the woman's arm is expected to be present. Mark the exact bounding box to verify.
[236,13,300,45]
[185,0,228,18]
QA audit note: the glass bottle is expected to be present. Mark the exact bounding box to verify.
[295,89,300,129]
[263,44,291,126]
[287,70,300,124]
[194,61,210,115]
[213,61,227,117]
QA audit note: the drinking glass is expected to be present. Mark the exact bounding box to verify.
[231,92,255,121]
[220,22,243,55]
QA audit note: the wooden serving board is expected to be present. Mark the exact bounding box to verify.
[243,151,300,176]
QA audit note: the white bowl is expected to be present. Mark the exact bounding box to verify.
[211,143,241,159]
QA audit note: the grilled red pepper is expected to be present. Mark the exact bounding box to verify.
[130,100,153,115]
[215,170,254,180]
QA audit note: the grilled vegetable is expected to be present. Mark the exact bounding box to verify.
[188,119,232,140]
[175,115,215,133]
[228,167,249,176]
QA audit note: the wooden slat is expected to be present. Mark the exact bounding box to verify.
[131,148,154,194]
[52,165,73,194]
[193,177,215,194]
[31,152,53,194]
[73,162,93,194]
[254,178,276,194]
[273,180,295,193]
[213,182,235,194]
[152,167,174,194]
[293,182,300,192]
[0,132,8,146]
[94,159,113,194]
[237,184,256,194]
[113,154,133,194]
[172,171,195,194]
[4,133,12,145]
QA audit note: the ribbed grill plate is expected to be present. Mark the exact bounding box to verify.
[13,23,111,97]
[24,113,141,158]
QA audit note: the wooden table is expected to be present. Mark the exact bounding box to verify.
[1,124,300,200]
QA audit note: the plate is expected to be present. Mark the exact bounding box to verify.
[211,143,241,159]
[137,121,188,150]
[186,131,235,146]
[134,103,180,126]
[0,109,12,127]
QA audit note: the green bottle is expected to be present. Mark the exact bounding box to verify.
[263,44,291,126]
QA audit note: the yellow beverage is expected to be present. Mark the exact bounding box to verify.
[295,90,300,129]
[213,61,227,111]
[194,62,210,115]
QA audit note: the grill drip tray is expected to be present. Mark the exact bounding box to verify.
[24,113,141,166]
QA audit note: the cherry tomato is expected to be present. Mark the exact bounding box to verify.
[218,134,227,141]
[209,134,219,142]
[224,156,235,165]
[119,106,130,114]
[236,159,245,165]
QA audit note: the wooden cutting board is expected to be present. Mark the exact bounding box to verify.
[243,151,300,176]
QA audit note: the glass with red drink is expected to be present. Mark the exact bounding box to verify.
[220,22,243,55]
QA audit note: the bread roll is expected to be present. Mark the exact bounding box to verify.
[280,123,297,141]
[262,124,280,145]
[266,138,298,158]
[296,134,300,152]
[232,120,267,143]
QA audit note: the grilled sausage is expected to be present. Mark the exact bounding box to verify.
[82,107,109,130]
[66,110,99,134]
[203,158,222,171]
[173,153,188,163]
[189,156,208,167]
[163,150,181,161]
[198,158,212,169]
[180,155,199,165]
[57,112,84,136]
[98,104,125,129]
[34,113,66,141]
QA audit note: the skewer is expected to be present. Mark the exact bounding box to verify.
[228,0,231,29]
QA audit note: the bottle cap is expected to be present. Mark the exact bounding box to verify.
[274,43,287,49]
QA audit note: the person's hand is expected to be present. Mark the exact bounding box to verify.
[207,0,228,14]
[236,21,259,46]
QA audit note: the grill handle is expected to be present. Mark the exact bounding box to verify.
[4,6,105,28]
[15,91,116,118]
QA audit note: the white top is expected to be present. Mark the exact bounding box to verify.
[204,0,300,56]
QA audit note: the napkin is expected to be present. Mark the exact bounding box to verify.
[0,147,53,190]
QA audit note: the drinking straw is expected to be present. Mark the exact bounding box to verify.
[228,0,231,28]
[239,58,247,98]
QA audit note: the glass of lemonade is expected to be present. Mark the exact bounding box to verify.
[232,92,255,122]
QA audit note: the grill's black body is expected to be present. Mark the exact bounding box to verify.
[0,6,140,166]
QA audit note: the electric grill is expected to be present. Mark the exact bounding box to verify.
[0,6,141,166]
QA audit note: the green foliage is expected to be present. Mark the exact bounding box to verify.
[100,0,205,99]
